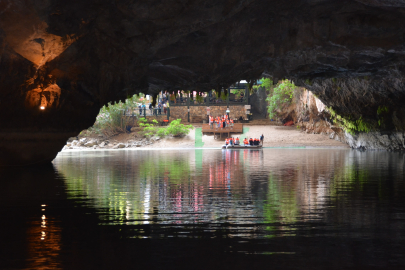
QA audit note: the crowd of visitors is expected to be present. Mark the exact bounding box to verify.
[138,100,168,116]
[209,115,234,129]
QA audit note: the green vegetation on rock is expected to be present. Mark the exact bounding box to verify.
[266,79,296,119]
[90,94,146,136]
[328,107,373,134]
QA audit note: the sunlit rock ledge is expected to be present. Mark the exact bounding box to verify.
[1,0,405,165]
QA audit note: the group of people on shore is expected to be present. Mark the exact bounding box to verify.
[225,134,264,146]
[209,115,234,129]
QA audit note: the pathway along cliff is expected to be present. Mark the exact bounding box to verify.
[1,0,405,165]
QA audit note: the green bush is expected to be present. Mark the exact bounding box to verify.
[138,118,193,138]
[138,118,158,138]
[164,119,194,137]
[91,101,125,136]
[266,80,295,119]
[90,94,146,136]
[157,128,167,138]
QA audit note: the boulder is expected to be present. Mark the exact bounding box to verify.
[67,137,78,142]
[84,140,97,147]
[79,138,88,146]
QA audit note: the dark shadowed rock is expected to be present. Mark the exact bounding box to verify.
[1,0,405,164]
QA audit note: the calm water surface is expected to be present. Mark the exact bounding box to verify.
[1,149,405,269]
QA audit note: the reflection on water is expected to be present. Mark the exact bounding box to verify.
[1,149,405,269]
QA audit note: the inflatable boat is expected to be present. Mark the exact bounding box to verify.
[221,144,263,149]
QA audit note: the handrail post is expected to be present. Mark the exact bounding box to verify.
[187,92,190,122]
[226,88,229,107]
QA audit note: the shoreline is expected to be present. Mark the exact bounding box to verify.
[62,124,349,151]
[59,145,349,154]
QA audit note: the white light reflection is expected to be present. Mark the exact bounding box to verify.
[143,183,151,224]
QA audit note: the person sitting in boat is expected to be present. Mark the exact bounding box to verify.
[225,138,229,146]
[235,137,240,145]
[243,138,249,145]
[249,138,253,145]
[229,137,234,146]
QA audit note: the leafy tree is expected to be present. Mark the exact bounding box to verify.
[230,89,245,99]
[260,78,273,91]
[266,80,295,119]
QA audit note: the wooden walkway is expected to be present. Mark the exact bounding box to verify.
[202,123,243,139]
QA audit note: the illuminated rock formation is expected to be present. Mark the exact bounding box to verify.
[1,0,405,165]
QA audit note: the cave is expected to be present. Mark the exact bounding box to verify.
[1,0,405,166]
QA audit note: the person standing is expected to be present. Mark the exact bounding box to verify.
[260,134,264,145]
[142,103,146,116]
[149,103,153,114]
[158,103,162,115]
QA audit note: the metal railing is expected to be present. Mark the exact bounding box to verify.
[123,108,169,117]
[169,96,248,106]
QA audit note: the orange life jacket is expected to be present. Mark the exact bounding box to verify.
[225,139,229,144]
[244,139,248,145]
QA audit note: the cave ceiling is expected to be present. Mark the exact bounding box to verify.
[2,0,405,98]
[2,0,405,165]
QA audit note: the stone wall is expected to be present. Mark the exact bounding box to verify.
[169,107,188,122]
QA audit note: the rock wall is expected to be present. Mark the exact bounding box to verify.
[290,87,405,151]
[344,132,405,151]
[249,87,268,119]
[2,0,405,164]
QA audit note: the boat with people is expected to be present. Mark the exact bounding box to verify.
[221,144,262,149]
[221,136,263,149]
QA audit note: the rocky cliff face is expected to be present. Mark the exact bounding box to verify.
[2,0,405,165]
